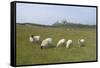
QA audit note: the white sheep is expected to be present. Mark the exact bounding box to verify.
[29,35,40,43]
[29,35,34,43]
[66,40,72,48]
[41,38,52,49]
[33,36,40,42]
[78,39,85,47]
[56,39,65,47]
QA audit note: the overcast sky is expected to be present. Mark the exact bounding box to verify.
[16,3,96,25]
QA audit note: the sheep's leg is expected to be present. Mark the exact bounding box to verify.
[56,44,59,47]
[66,45,69,48]
[81,44,84,47]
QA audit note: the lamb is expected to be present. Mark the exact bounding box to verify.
[66,40,72,48]
[56,39,65,47]
[78,39,85,47]
[41,38,52,49]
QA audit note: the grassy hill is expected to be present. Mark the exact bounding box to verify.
[16,23,97,65]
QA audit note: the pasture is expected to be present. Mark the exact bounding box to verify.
[16,24,96,65]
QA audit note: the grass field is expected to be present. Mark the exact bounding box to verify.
[16,24,96,65]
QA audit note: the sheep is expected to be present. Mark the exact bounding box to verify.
[29,35,40,43]
[33,36,40,42]
[41,38,52,49]
[78,39,85,47]
[29,35,34,43]
[56,39,65,47]
[66,40,72,48]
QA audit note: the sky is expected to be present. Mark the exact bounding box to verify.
[16,3,96,25]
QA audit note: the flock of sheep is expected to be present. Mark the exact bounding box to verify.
[29,35,85,49]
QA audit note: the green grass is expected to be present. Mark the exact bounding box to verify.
[16,24,96,65]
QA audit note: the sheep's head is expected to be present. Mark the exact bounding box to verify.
[30,35,34,37]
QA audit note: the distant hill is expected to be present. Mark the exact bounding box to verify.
[16,22,96,28]
[52,22,96,28]
[17,23,52,27]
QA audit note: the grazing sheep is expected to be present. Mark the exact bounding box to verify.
[66,40,72,48]
[56,39,65,47]
[78,39,85,47]
[33,36,40,42]
[41,38,52,49]
[29,35,34,43]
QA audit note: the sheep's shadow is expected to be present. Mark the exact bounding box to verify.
[40,44,56,49]
[56,43,66,48]
[47,44,56,48]
[67,43,73,48]
[79,44,85,48]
